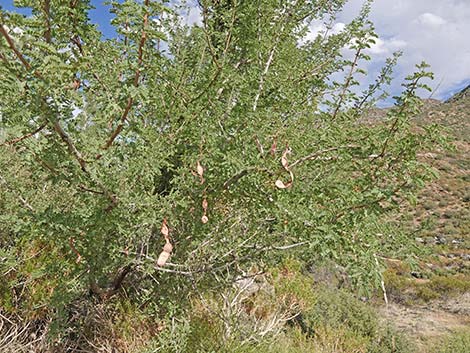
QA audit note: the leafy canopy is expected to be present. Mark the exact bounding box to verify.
[0,0,439,311]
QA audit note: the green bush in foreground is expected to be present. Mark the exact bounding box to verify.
[433,330,470,353]
[1,0,442,338]
[142,270,413,353]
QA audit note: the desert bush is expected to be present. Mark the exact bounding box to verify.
[0,0,441,338]
[139,266,413,353]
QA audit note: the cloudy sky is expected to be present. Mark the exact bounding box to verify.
[336,0,470,100]
[1,0,469,100]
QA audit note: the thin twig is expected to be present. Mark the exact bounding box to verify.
[100,0,150,153]
[1,123,47,146]
[331,46,362,120]
[289,145,358,169]
[374,254,388,306]
[252,9,287,112]
[0,24,34,73]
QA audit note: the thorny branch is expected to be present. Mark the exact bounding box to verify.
[331,46,362,120]
[0,24,35,73]
[100,0,151,154]
[0,123,47,146]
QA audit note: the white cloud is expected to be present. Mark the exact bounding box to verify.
[303,21,346,43]
[367,37,407,56]
[416,13,447,27]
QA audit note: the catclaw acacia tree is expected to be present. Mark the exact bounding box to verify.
[1,0,438,314]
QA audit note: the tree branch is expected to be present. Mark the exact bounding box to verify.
[252,16,287,111]
[0,25,31,71]
[100,0,150,154]
[331,47,362,120]
[373,77,421,160]
[289,145,358,169]
[43,0,52,43]
[1,15,117,211]
[89,265,133,300]
[51,119,88,171]
[222,167,271,190]
[1,123,47,146]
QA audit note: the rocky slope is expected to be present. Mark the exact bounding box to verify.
[380,85,470,350]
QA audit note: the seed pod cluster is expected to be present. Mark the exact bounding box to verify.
[201,198,209,223]
[275,146,294,189]
[156,219,173,267]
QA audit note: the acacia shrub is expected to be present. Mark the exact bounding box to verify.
[0,0,441,317]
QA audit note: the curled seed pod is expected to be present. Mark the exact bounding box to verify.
[201,215,209,224]
[281,149,289,170]
[163,242,173,253]
[275,179,288,189]
[161,219,169,238]
[157,250,170,267]
[197,161,205,184]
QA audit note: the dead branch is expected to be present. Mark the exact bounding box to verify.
[89,265,133,300]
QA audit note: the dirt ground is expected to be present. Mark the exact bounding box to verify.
[380,292,470,351]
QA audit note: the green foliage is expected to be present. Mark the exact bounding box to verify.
[1,0,440,333]
[301,286,413,353]
[271,258,317,309]
[139,267,413,353]
[433,330,470,353]
[384,266,470,304]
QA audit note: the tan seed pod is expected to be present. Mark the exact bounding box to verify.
[161,219,169,237]
[163,242,173,253]
[201,215,209,224]
[197,161,205,184]
[281,153,289,170]
[270,138,277,156]
[275,169,294,189]
[197,161,204,177]
[157,250,170,267]
[288,170,294,182]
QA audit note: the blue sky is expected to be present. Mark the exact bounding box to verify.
[1,0,469,101]
[0,0,116,37]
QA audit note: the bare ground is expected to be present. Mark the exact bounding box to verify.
[380,293,470,351]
